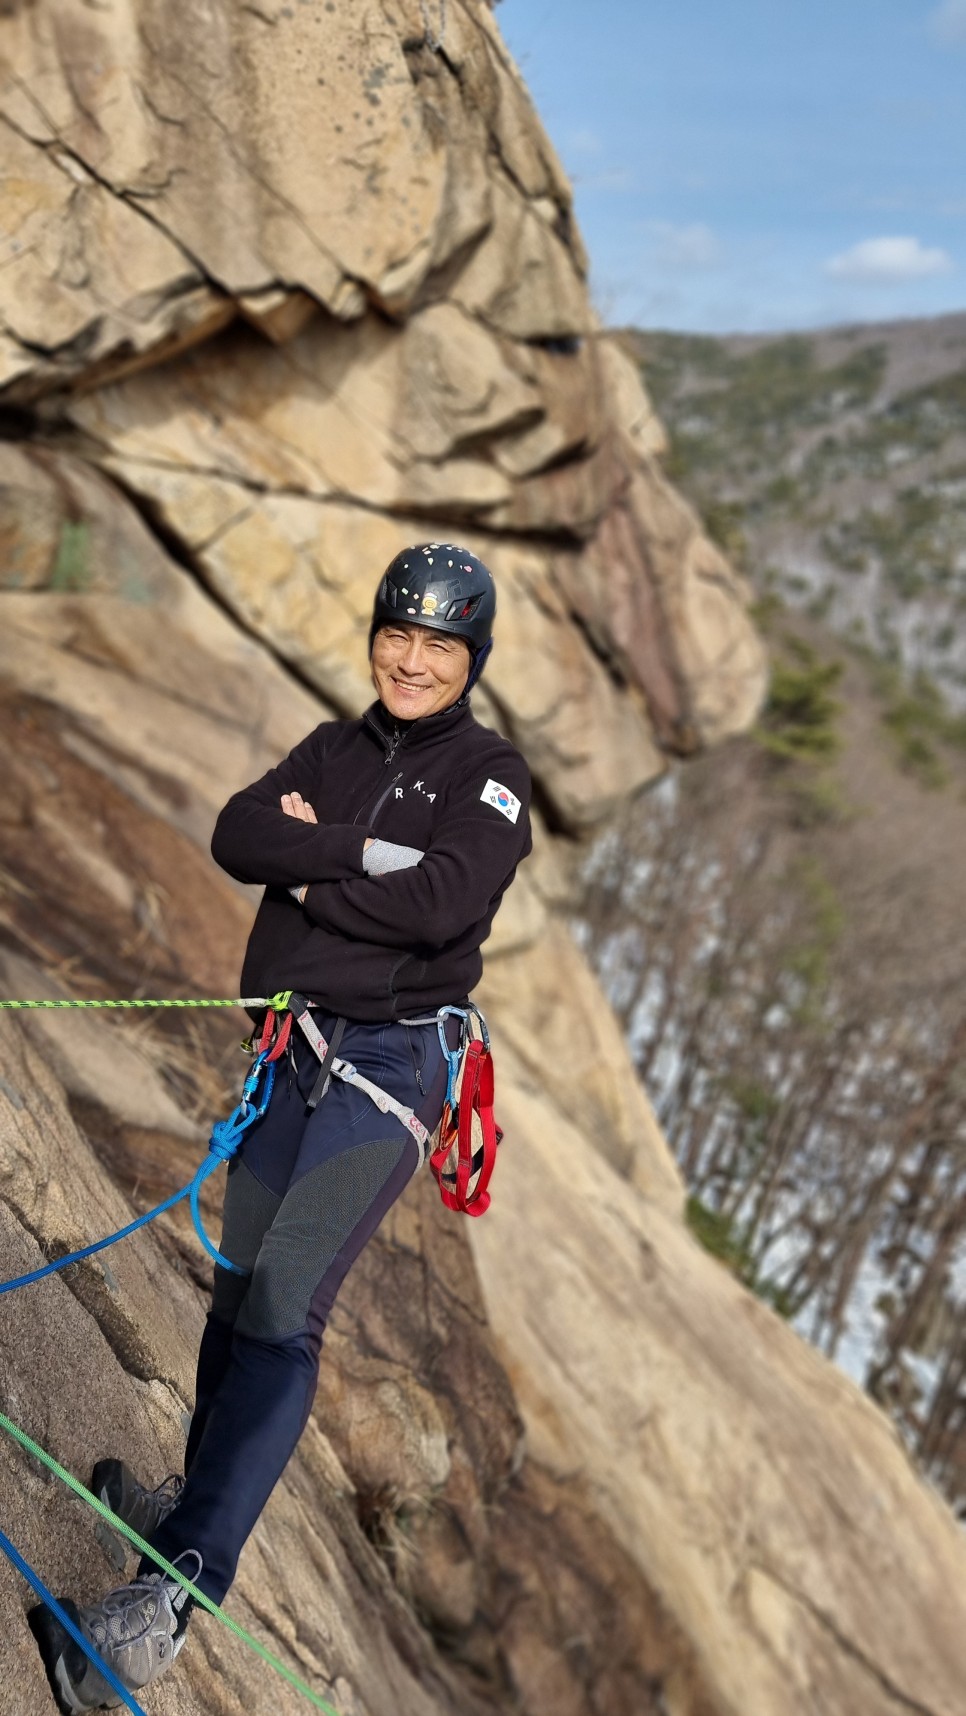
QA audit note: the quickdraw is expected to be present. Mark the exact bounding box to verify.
[429,1004,502,1217]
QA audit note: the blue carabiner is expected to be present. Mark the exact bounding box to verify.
[435,1006,467,1110]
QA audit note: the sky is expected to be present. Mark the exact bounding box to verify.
[496,0,966,333]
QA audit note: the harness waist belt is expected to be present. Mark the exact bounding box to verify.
[285,998,431,1161]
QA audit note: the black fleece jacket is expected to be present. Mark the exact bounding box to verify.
[211,698,532,1021]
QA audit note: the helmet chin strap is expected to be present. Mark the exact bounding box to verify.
[458,637,492,703]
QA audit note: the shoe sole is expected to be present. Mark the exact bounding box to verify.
[90,1461,134,1576]
[93,1517,130,1577]
[28,1599,115,1714]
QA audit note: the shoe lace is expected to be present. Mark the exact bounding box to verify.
[92,1550,203,1649]
[152,1473,185,1514]
[146,1547,202,1602]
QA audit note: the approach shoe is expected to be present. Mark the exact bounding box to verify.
[28,1553,198,1714]
[91,1459,185,1539]
[90,1460,184,1572]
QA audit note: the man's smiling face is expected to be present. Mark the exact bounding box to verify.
[371,621,472,720]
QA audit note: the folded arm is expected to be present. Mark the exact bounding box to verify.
[289,837,423,902]
[299,760,531,949]
[211,725,368,887]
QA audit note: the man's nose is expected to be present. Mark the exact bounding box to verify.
[399,639,428,674]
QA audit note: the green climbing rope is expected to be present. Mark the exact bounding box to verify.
[0,996,275,1011]
[0,1409,341,1715]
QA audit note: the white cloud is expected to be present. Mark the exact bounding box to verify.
[824,236,955,282]
[646,221,719,271]
[569,126,603,156]
[930,0,966,44]
[580,168,636,193]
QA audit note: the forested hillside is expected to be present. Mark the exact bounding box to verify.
[579,319,966,1511]
[636,314,966,711]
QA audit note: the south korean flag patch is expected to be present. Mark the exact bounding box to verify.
[481,778,521,824]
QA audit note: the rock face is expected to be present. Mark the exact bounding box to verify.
[0,470,718,1716]
[0,0,764,832]
[1,5,963,1716]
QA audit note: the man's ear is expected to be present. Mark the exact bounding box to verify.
[463,638,492,695]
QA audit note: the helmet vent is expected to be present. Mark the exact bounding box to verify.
[446,595,481,621]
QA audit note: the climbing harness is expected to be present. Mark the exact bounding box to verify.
[276,992,434,1155]
[258,991,503,1211]
[0,985,504,1296]
[420,0,447,54]
[0,1411,343,1715]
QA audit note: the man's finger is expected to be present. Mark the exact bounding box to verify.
[281,791,317,823]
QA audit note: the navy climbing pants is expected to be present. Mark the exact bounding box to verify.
[145,1014,449,1603]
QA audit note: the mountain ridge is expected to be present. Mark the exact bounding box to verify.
[632,308,966,710]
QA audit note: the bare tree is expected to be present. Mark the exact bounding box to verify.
[578,642,966,1508]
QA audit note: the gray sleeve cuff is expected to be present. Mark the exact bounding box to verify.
[362,839,425,876]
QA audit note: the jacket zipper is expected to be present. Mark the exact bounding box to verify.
[354,718,409,827]
[364,710,404,762]
[367,771,403,829]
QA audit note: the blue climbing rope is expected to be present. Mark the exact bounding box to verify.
[0,1526,148,1715]
[0,1052,275,1295]
[0,1183,197,1294]
[189,1054,276,1270]
[0,1001,346,1710]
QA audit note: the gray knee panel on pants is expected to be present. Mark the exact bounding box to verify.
[212,1161,284,1324]
[236,1136,408,1342]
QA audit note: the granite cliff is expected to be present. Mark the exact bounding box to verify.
[0,4,963,1715]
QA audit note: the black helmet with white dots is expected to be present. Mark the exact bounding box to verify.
[370,543,496,657]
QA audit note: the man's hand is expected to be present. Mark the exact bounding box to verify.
[281,792,318,823]
[280,792,372,848]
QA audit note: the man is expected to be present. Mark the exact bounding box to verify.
[31,543,532,1712]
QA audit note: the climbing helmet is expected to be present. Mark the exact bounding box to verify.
[370,543,496,657]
